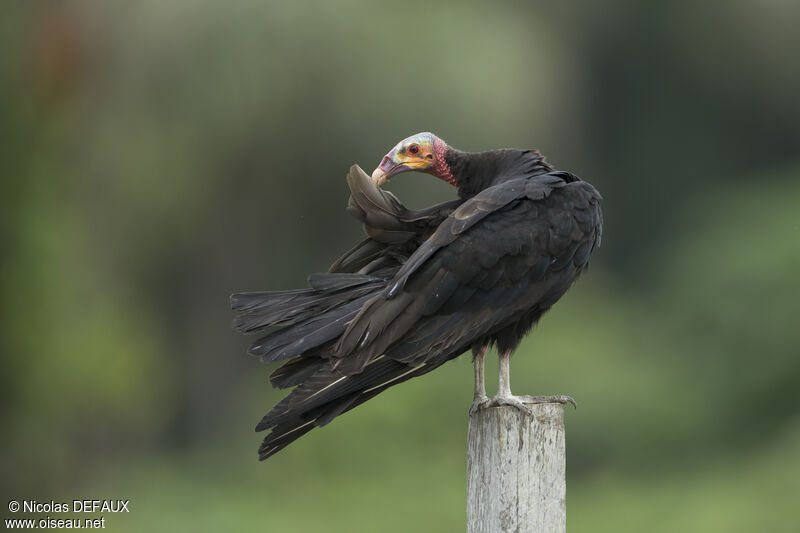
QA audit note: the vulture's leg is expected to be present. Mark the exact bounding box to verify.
[473,345,487,401]
[468,345,488,414]
[482,351,577,414]
[484,350,533,413]
[498,349,512,398]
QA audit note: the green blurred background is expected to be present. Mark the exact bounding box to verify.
[2,1,799,531]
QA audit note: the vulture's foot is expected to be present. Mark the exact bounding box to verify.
[469,395,490,415]
[520,394,577,409]
[479,394,534,416]
[470,394,577,416]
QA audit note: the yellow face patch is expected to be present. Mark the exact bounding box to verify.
[392,133,435,170]
[372,132,442,185]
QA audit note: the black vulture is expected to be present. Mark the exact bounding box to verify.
[231,132,603,460]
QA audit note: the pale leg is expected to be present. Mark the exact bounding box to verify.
[469,345,488,414]
[497,349,512,398]
[481,350,577,414]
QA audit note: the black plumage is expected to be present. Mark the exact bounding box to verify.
[231,134,602,460]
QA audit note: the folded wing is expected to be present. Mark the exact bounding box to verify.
[245,169,601,459]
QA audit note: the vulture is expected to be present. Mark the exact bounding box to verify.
[231,132,603,460]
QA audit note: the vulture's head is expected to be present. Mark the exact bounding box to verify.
[371,132,455,187]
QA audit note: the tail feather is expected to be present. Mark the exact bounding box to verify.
[329,238,389,274]
[268,357,325,389]
[256,359,446,460]
[258,421,315,460]
[232,289,367,334]
[230,273,383,334]
[307,273,381,291]
[231,290,319,333]
[235,267,463,461]
[257,357,410,430]
[239,165,477,460]
[248,294,372,361]
[230,288,312,313]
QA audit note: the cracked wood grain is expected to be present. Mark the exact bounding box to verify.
[467,402,566,533]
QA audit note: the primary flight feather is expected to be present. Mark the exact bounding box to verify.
[231,132,602,460]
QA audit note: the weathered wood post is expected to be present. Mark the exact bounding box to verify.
[467,401,567,533]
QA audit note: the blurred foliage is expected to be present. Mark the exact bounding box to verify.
[1,1,799,531]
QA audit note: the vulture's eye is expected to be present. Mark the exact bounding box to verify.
[408,144,420,155]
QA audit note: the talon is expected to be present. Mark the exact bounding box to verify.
[469,396,489,415]
[520,394,577,409]
[481,395,534,416]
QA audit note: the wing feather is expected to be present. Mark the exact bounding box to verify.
[240,165,603,460]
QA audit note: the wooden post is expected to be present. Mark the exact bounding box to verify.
[467,401,567,533]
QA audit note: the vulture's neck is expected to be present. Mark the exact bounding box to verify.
[444,149,553,199]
